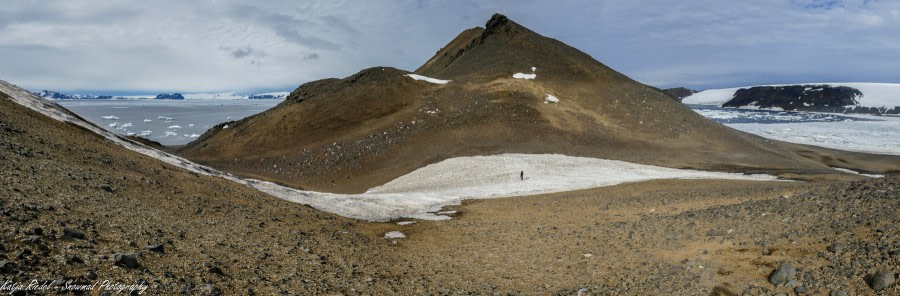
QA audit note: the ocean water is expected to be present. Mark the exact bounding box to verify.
[57,99,282,145]
[55,100,900,155]
[689,105,900,155]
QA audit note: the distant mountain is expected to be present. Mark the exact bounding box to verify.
[30,90,289,100]
[662,87,697,102]
[32,90,109,100]
[154,93,185,100]
[683,83,900,115]
[248,92,290,99]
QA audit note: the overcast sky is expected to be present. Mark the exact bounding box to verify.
[1,0,899,94]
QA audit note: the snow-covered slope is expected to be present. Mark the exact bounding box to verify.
[2,80,782,221]
[183,92,289,100]
[684,83,900,110]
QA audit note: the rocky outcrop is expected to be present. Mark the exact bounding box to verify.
[724,85,861,111]
[663,87,696,102]
[722,85,900,115]
[155,93,185,100]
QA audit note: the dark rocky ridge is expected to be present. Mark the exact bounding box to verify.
[722,85,900,115]
[663,87,697,102]
[154,93,185,100]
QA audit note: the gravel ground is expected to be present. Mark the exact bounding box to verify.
[2,89,897,295]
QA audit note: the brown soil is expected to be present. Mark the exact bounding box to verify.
[2,90,898,294]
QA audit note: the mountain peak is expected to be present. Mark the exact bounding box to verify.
[483,13,520,38]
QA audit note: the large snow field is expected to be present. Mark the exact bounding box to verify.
[252,154,779,221]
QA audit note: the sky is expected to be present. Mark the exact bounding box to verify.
[1,0,899,94]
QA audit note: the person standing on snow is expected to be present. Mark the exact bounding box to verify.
[520,171,524,181]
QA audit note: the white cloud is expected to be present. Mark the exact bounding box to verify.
[0,0,899,93]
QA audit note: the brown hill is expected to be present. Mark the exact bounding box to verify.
[178,14,900,193]
[0,82,419,294]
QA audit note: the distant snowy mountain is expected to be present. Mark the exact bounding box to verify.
[683,83,900,115]
[33,90,113,100]
[181,92,289,100]
[248,92,290,100]
[31,90,289,100]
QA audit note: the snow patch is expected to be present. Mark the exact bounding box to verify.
[513,73,536,80]
[545,94,560,104]
[832,167,885,178]
[405,74,450,84]
[384,231,406,239]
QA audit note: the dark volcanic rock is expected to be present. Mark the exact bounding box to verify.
[62,228,85,240]
[98,183,114,193]
[869,271,896,291]
[0,260,15,273]
[768,263,796,286]
[663,87,697,102]
[827,241,846,253]
[155,93,185,100]
[147,244,164,253]
[198,284,223,296]
[113,253,140,269]
[724,85,861,111]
